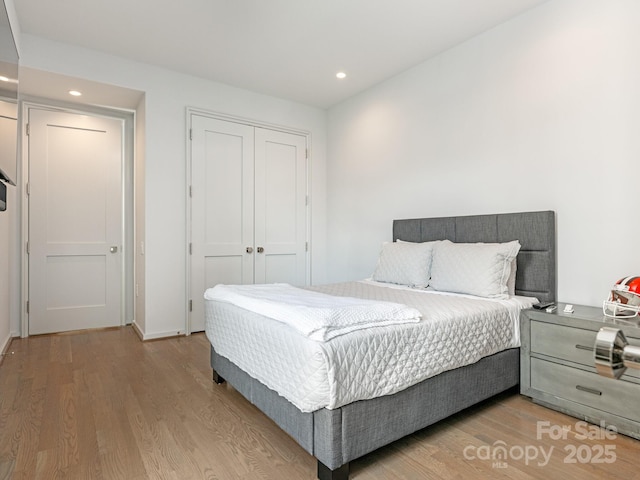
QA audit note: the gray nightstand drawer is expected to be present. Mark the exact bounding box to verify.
[531,358,640,422]
[530,320,640,381]
[531,321,594,365]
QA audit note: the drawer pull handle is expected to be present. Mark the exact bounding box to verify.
[595,327,640,379]
[575,344,593,352]
[576,385,602,396]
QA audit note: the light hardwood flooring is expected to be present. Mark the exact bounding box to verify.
[1,327,638,479]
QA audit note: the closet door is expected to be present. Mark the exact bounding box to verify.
[254,128,307,285]
[190,116,255,332]
[189,115,309,333]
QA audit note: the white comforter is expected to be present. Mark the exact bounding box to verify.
[204,280,536,412]
[204,283,421,341]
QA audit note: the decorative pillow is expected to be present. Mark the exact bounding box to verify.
[372,240,438,288]
[430,239,521,299]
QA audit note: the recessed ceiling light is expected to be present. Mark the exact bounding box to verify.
[69,90,82,96]
[336,72,347,79]
[0,76,8,82]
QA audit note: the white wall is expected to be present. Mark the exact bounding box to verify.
[4,0,20,53]
[0,0,20,351]
[327,0,640,307]
[0,186,13,351]
[19,35,327,338]
[0,204,7,349]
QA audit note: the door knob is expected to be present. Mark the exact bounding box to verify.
[110,246,118,253]
[257,247,264,253]
[246,246,253,253]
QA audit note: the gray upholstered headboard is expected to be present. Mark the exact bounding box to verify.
[393,211,556,303]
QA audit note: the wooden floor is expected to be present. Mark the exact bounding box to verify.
[1,327,638,479]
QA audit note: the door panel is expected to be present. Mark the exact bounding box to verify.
[28,108,124,335]
[190,116,255,332]
[205,256,244,287]
[254,128,307,286]
[264,255,298,285]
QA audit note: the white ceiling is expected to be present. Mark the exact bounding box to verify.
[14,0,549,109]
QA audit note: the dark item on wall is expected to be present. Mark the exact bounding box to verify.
[0,180,6,211]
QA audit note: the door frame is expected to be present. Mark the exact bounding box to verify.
[20,100,136,337]
[185,108,312,335]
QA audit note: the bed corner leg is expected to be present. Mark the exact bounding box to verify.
[317,461,349,480]
[212,369,225,384]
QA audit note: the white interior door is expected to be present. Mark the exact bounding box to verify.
[189,115,308,332]
[190,115,255,332]
[254,128,307,285]
[28,108,124,335]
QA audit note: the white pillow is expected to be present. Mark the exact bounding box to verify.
[507,258,517,296]
[372,240,438,288]
[430,239,521,299]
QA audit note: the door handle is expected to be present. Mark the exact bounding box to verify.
[257,247,264,253]
[110,246,118,253]
[246,246,253,253]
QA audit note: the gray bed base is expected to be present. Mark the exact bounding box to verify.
[209,210,556,479]
[211,347,519,479]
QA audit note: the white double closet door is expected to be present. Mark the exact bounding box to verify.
[189,115,308,332]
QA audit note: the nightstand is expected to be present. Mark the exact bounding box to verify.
[520,304,640,439]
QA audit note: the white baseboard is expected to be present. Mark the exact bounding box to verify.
[131,321,144,340]
[131,321,185,341]
[0,332,15,366]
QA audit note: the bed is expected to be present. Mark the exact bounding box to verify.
[205,210,556,480]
